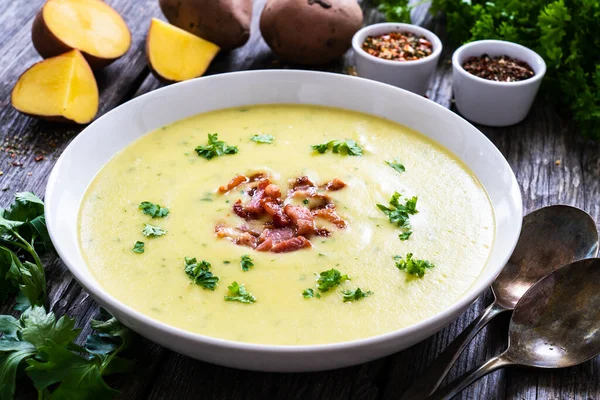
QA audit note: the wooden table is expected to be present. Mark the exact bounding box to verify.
[2,1,599,399]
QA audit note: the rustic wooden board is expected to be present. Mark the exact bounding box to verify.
[1,1,599,399]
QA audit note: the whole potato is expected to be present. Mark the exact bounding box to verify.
[260,0,363,65]
[159,0,252,50]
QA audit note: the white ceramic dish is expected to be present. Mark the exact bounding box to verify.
[45,70,522,372]
[452,40,546,127]
[352,22,442,95]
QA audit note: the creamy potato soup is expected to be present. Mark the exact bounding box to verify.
[79,105,494,345]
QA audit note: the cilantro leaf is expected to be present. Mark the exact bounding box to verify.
[377,192,418,240]
[0,341,37,399]
[341,288,373,302]
[316,268,350,292]
[141,224,166,237]
[394,253,435,278]
[138,201,169,218]
[184,257,219,290]
[250,134,274,144]
[302,288,321,299]
[132,241,144,254]
[240,255,254,272]
[195,133,239,160]
[311,139,363,156]
[386,159,406,174]
[224,281,256,303]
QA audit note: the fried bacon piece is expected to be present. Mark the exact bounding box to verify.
[322,178,346,191]
[215,224,258,248]
[313,207,347,228]
[233,199,250,219]
[284,204,316,236]
[218,175,248,193]
[245,179,270,215]
[256,227,295,251]
[264,184,281,199]
[271,236,312,253]
[262,198,290,227]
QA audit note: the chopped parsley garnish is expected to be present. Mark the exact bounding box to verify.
[250,134,274,144]
[302,199,309,205]
[138,201,169,218]
[394,253,435,278]
[377,192,418,240]
[311,139,363,156]
[386,159,406,174]
[240,254,254,271]
[195,133,239,160]
[316,268,350,292]
[141,224,166,237]
[342,288,373,302]
[302,288,321,299]
[224,281,256,303]
[184,257,219,290]
[132,241,145,253]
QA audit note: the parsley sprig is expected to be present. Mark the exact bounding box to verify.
[250,134,274,144]
[317,268,350,292]
[341,288,373,302]
[377,192,418,241]
[224,282,256,303]
[142,224,166,237]
[302,288,321,299]
[394,253,435,278]
[132,241,145,253]
[184,257,219,290]
[386,159,405,174]
[312,139,363,156]
[195,133,239,160]
[240,255,254,272]
[138,201,169,218]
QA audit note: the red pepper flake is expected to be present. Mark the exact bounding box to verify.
[34,155,44,162]
[462,54,535,82]
[11,161,22,167]
[362,31,433,61]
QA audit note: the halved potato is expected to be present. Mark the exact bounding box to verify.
[11,50,99,124]
[146,18,220,82]
[32,0,131,70]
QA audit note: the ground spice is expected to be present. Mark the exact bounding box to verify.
[362,31,433,61]
[462,54,535,82]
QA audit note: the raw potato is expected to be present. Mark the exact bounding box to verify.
[159,0,252,50]
[32,0,131,70]
[11,50,99,124]
[146,18,220,82]
[260,0,363,65]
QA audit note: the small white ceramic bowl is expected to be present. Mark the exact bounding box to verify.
[352,23,442,95]
[452,40,546,127]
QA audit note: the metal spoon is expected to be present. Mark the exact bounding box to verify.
[428,257,600,400]
[401,205,599,399]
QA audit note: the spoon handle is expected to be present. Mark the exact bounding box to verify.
[400,301,508,399]
[426,354,515,400]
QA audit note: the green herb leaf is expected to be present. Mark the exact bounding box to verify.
[341,288,373,302]
[184,257,219,290]
[316,268,350,292]
[224,281,256,303]
[240,255,254,272]
[250,134,275,144]
[311,139,363,156]
[386,159,406,174]
[142,224,166,237]
[394,253,435,278]
[138,201,169,218]
[302,288,321,299]
[377,192,418,240]
[132,241,145,253]
[195,133,239,160]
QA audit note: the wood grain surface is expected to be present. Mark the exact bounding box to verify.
[1,1,598,399]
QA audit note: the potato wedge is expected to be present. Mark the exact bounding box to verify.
[11,50,99,124]
[146,18,220,83]
[32,0,131,70]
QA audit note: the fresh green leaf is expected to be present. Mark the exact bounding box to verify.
[250,134,275,144]
[240,255,254,272]
[341,288,373,302]
[224,281,256,303]
[141,224,166,237]
[394,253,435,278]
[138,201,169,218]
[302,288,321,299]
[132,241,145,254]
[0,341,37,400]
[20,306,80,348]
[3,192,44,223]
[316,269,350,292]
[184,257,219,290]
[399,232,412,241]
[311,139,363,156]
[377,192,418,240]
[195,133,239,160]
[0,247,45,309]
[386,159,406,174]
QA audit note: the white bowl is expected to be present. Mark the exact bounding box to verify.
[45,70,522,372]
[352,23,442,95]
[452,40,546,127]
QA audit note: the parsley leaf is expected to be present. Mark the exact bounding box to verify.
[240,255,254,272]
[195,133,239,160]
[394,253,435,278]
[141,224,166,237]
[377,192,418,240]
[132,241,145,253]
[316,268,350,292]
[341,288,373,302]
[224,281,256,303]
[302,288,321,299]
[311,139,363,156]
[250,134,274,144]
[386,159,406,174]
[184,257,219,290]
[138,201,169,218]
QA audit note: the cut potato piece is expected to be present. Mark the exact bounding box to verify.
[11,50,99,124]
[32,0,131,70]
[146,18,220,82]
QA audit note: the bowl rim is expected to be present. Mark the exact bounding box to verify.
[45,69,522,355]
[452,39,547,87]
[352,22,443,66]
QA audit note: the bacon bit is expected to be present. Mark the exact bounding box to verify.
[233,200,250,219]
[322,178,346,191]
[219,175,248,193]
[245,179,270,215]
[316,228,331,237]
[256,227,295,251]
[284,204,316,236]
[215,224,258,248]
[248,172,268,182]
[313,207,347,228]
[291,176,315,189]
[11,161,22,167]
[237,232,258,248]
[271,236,312,253]
[264,184,281,199]
[34,155,44,162]
[262,198,290,227]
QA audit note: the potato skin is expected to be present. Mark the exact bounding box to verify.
[260,0,363,65]
[159,0,252,50]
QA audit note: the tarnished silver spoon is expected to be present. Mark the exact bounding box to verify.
[401,205,599,399]
[428,257,600,400]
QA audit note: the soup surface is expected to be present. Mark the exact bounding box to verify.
[79,105,495,345]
